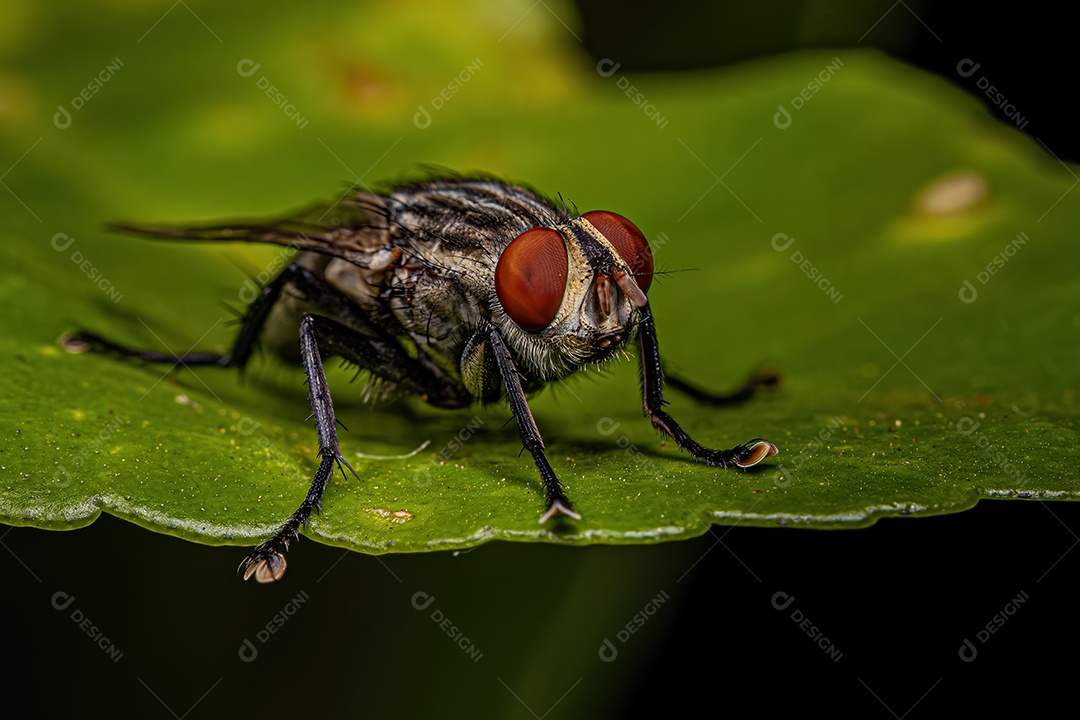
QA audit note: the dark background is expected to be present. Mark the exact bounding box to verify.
[578,0,1078,161]
[4,1,1075,717]
[5,498,1073,716]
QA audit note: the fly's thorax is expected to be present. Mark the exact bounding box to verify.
[492,214,653,380]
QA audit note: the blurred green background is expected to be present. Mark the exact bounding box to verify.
[2,1,1077,716]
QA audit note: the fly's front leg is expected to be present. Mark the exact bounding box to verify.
[240,313,357,583]
[637,304,777,468]
[488,327,580,523]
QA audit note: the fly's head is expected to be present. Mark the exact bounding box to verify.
[493,211,654,378]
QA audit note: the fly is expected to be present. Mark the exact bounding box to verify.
[63,174,778,582]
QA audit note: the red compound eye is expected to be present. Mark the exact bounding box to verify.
[495,227,568,332]
[583,211,653,294]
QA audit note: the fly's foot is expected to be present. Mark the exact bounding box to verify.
[240,541,288,583]
[695,439,778,469]
[731,439,778,468]
[59,332,93,354]
[539,494,581,523]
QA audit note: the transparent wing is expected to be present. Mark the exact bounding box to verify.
[109,190,389,264]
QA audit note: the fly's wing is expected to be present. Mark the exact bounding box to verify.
[110,191,390,265]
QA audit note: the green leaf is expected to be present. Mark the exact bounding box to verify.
[2,3,1077,557]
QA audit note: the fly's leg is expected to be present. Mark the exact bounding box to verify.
[233,272,461,580]
[240,312,459,582]
[65,260,460,391]
[62,332,233,367]
[240,314,349,583]
[664,369,779,406]
[488,327,580,523]
[637,304,777,468]
[63,261,303,370]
